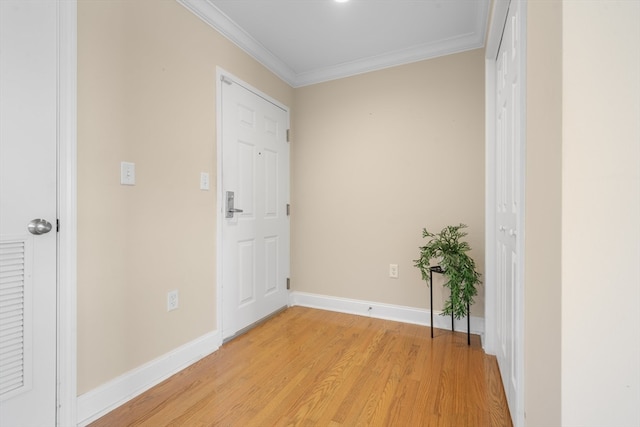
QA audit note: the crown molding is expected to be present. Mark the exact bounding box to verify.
[176,0,298,86]
[177,0,489,88]
[295,32,484,87]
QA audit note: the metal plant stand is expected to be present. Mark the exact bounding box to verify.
[429,266,470,346]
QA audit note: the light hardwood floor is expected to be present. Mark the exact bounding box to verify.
[89,306,512,426]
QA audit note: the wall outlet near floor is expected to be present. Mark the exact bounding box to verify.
[167,290,179,311]
[389,264,399,278]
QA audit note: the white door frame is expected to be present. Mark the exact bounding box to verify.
[215,67,290,343]
[3,0,81,424]
[57,1,78,425]
[484,1,525,426]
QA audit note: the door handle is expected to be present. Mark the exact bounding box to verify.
[28,218,53,235]
[225,191,243,218]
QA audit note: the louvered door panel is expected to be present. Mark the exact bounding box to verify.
[0,237,32,400]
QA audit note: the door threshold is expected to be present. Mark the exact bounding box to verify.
[222,305,288,344]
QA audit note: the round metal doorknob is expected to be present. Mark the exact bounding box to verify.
[27,219,53,235]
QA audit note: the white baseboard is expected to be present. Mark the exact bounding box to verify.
[289,291,484,336]
[77,329,222,426]
[77,295,484,425]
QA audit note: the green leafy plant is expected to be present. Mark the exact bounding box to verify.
[414,224,481,319]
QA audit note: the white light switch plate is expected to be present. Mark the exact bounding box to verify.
[200,172,210,190]
[120,162,135,185]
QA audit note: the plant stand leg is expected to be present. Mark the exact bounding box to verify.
[429,269,433,338]
[467,300,470,346]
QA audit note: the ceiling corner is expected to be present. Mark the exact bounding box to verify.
[176,0,298,87]
[177,0,491,88]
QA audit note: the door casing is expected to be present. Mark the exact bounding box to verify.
[57,1,78,425]
[2,1,79,425]
[215,67,290,343]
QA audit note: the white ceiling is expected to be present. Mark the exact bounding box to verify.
[178,0,490,87]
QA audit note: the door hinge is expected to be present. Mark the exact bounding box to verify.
[286,277,290,290]
[286,204,290,216]
[221,75,233,85]
[286,129,290,142]
[56,219,60,232]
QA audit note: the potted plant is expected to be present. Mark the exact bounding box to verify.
[414,223,481,319]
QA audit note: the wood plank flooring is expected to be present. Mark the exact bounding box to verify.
[89,307,512,427]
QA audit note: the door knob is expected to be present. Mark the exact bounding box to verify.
[28,218,53,235]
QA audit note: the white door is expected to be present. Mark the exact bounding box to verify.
[220,76,290,340]
[0,1,58,425]
[495,0,523,422]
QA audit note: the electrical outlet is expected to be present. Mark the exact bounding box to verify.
[389,264,399,278]
[167,290,179,311]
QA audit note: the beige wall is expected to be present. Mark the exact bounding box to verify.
[77,0,293,394]
[292,50,485,315]
[524,0,563,425]
[524,1,640,425]
[561,1,640,425]
[78,0,487,400]
[79,4,640,424]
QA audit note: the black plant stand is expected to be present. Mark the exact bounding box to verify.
[429,266,470,346]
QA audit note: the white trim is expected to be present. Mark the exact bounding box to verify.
[177,0,297,86]
[289,291,485,337]
[515,3,527,426]
[484,56,497,355]
[217,69,289,113]
[215,67,224,351]
[56,1,78,426]
[76,330,221,426]
[485,0,511,61]
[178,0,490,88]
[294,34,484,87]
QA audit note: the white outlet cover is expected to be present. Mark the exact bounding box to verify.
[167,290,179,311]
[389,264,399,278]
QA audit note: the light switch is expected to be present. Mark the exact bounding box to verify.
[121,162,135,185]
[200,172,210,190]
